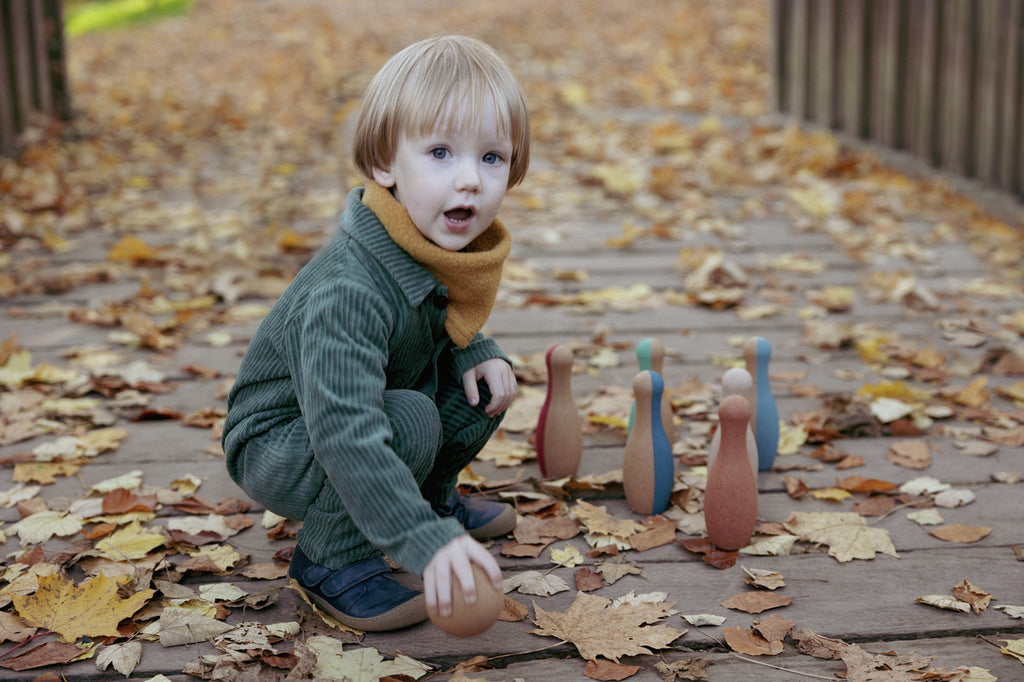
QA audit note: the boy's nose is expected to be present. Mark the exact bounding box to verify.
[455,160,481,192]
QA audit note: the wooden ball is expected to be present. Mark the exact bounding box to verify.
[427,564,503,637]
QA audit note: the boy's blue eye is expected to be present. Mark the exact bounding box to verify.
[483,152,501,164]
[430,148,449,160]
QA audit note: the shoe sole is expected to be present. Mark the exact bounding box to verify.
[467,504,517,540]
[300,586,428,632]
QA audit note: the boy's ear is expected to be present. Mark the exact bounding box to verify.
[372,167,396,188]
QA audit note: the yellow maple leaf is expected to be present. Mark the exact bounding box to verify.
[107,234,158,264]
[95,521,167,561]
[811,488,852,502]
[13,461,83,485]
[550,545,584,568]
[13,572,154,641]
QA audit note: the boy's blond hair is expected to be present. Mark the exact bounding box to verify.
[353,35,530,188]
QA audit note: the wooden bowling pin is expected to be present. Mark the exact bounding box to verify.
[708,367,758,474]
[704,394,758,550]
[744,336,780,471]
[535,344,583,478]
[629,338,675,443]
[623,370,674,515]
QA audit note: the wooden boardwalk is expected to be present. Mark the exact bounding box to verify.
[3,150,1024,681]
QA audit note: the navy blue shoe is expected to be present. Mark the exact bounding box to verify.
[289,546,426,631]
[434,490,517,540]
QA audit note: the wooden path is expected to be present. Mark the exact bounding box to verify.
[3,123,1024,680]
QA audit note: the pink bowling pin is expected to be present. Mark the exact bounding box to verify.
[535,345,583,478]
[704,394,758,550]
[708,367,758,475]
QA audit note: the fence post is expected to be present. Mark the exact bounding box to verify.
[0,0,70,155]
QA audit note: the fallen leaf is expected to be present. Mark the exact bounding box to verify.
[95,641,142,677]
[95,520,167,560]
[741,566,785,590]
[531,591,683,662]
[952,579,991,613]
[720,592,792,614]
[928,524,991,543]
[0,640,93,671]
[584,658,640,680]
[503,570,571,597]
[887,440,933,469]
[594,561,643,585]
[13,572,154,641]
[551,544,585,568]
[783,511,899,562]
[654,658,708,681]
[9,511,84,546]
[573,500,645,539]
[722,625,782,655]
[154,606,234,646]
[574,566,606,592]
[995,605,1024,619]
[915,594,971,613]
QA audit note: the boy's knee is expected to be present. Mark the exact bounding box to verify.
[383,389,442,480]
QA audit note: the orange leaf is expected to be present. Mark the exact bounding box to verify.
[928,524,991,543]
[837,476,898,494]
[584,658,640,680]
[720,592,793,614]
[722,626,783,656]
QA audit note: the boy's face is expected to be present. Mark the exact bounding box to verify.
[373,102,513,252]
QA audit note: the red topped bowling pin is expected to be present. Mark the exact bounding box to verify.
[623,370,674,515]
[535,344,583,478]
[704,394,758,550]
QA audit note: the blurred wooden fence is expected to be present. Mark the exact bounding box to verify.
[771,0,1024,201]
[1,0,70,154]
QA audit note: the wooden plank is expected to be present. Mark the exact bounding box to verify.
[973,0,1005,185]
[997,0,1023,191]
[0,3,17,152]
[937,0,974,175]
[903,0,941,163]
[770,0,787,114]
[27,0,52,115]
[869,0,902,148]
[8,0,34,134]
[808,0,837,129]
[784,0,811,119]
[835,0,867,137]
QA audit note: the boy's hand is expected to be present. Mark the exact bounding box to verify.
[423,535,502,617]
[462,358,516,417]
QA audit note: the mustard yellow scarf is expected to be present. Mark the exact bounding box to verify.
[362,180,510,348]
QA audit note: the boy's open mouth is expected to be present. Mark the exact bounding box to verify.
[445,208,474,222]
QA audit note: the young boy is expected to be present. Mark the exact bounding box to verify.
[222,35,530,631]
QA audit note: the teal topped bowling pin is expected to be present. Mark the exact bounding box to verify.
[744,336,779,471]
[628,338,674,442]
[623,370,674,515]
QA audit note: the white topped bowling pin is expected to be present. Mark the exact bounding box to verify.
[708,367,758,474]
[629,338,675,443]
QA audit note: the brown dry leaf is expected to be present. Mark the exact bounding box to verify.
[838,476,898,494]
[852,495,896,517]
[0,610,36,643]
[952,580,992,613]
[13,572,154,641]
[0,640,93,672]
[584,658,640,680]
[836,454,866,469]
[928,524,991,543]
[783,476,809,499]
[531,591,683,662]
[915,595,971,613]
[678,538,739,569]
[754,613,795,643]
[887,440,933,469]
[575,566,606,592]
[499,595,528,622]
[741,566,785,590]
[654,658,708,681]
[783,511,899,562]
[594,561,643,585]
[573,500,645,539]
[628,516,677,552]
[720,592,792,614]
[722,626,782,656]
